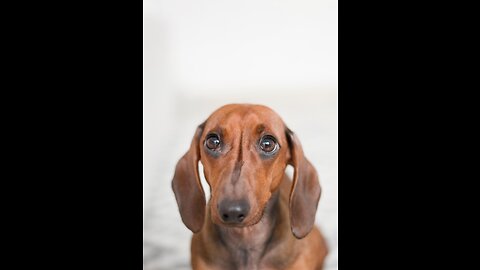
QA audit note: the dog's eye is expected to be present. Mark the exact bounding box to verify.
[259,136,278,154]
[205,134,221,150]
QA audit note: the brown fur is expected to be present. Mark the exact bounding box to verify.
[172,104,328,270]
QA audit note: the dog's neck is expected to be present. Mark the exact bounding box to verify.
[210,191,289,270]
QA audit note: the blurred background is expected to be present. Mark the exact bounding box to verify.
[144,0,337,269]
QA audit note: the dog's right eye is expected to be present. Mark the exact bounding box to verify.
[205,134,221,150]
[259,135,279,156]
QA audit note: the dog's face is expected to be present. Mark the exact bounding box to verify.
[199,104,290,227]
[172,104,321,239]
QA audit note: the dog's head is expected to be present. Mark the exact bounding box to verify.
[172,104,321,239]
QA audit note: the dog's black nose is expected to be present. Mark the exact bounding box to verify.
[218,199,250,224]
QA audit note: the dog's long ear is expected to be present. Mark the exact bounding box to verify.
[172,123,206,233]
[286,128,321,239]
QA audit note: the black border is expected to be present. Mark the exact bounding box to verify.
[17,2,144,269]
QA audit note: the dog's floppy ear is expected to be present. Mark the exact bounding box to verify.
[172,122,206,233]
[286,128,321,239]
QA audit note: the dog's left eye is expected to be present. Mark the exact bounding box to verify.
[259,136,278,154]
[205,134,221,150]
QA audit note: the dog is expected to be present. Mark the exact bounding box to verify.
[172,104,328,269]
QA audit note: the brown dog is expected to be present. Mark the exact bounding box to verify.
[172,104,328,270]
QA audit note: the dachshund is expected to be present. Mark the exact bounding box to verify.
[172,104,328,270]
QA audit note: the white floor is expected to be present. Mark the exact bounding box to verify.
[144,89,337,270]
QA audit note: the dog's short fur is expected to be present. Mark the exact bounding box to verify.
[172,104,328,270]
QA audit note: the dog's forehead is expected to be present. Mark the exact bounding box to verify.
[205,104,285,133]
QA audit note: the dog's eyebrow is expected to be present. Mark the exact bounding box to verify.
[256,124,265,134]
[206,125,224,137]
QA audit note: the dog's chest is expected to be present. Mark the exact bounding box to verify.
[219,222,274,270]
